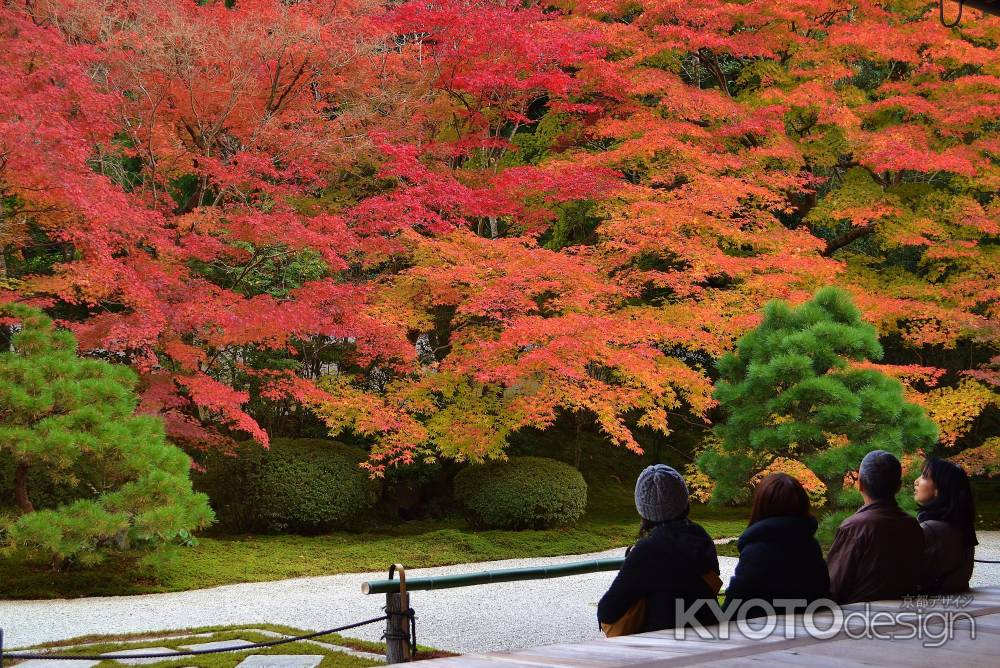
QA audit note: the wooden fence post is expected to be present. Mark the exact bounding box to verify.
[385,564,411,663]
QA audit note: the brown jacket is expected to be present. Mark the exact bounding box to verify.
[827,500,924,604]
[921,519,974,594]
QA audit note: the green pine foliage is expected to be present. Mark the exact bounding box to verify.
[0,304,213,566]
[454,456,588,529]
[699,287,939,505]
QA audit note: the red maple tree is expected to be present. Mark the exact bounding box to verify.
[2,0,997,475]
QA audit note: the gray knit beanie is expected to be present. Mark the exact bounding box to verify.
[634,464,689,522]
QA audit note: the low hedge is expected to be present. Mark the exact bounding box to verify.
[454,456,588,530]
[195,438,378,534]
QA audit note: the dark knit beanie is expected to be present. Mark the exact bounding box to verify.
[634,464,689,522]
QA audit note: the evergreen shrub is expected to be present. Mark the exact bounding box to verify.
[196,438,378,533]
[454,456,587,529]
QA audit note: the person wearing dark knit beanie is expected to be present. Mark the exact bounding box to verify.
[634,464,690,523]
[598,465,721,635]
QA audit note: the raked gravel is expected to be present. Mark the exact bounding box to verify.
[2,532,1000,655]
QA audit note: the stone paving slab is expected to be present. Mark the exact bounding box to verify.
[101,646,179,665]
[237,629,384,662]
[236,655,323,668]
[177,639,253,651]
[7,633,215,653]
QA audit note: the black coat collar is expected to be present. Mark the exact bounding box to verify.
[738,515,818,551]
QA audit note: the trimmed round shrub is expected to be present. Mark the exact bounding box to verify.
[195,438,378,534]
[454,457,587,530]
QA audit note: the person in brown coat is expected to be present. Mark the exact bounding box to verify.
[914,457,978,593]
[826,450,924,604]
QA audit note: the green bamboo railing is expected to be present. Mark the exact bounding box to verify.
[361,556,625,595]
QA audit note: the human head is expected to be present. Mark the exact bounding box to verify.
[634,464,689,523]
[749,473,811,525]
[915,457,977,546]
[858,450,902,502]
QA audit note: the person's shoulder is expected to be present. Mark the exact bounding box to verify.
[628,529,667,559]
[736,537,768,560]
[743,515,817,540]
[681,518,713,540]
[846,501,917,527]
[921,518,958,539]
[889,505,922,528]
[627,532,656,555]
[838,510,865,530]
[879,505,923,540]
[642,519,714,553]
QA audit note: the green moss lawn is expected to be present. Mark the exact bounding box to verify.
[0,468,748,598]
[6,427,998,600]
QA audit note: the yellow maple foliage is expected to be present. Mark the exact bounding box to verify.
[951,437,1000,477]
[923,380,999,446]
[751,457,828,508]
[684,461,716,504]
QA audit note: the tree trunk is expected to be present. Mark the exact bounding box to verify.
[821,223,876,257]
[0,205,10,351]
[14,462,34,513]
[574,411,583,470]
[699,51,730,97]
[0,195,7,281]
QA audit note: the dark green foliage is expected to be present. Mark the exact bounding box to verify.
[496,112,578,168]
[195,438,379,534]
[0,450,95,510]
[454,456,588,529]
[542,200,602,250]
[0,305,213,566]
[379,458,456,520]
[189,243,329,300]
[700,287,939,505]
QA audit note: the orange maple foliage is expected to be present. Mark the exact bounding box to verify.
[1,0,997,475]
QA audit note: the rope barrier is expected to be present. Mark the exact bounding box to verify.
[383,608,417,657]
[0,615,389,661]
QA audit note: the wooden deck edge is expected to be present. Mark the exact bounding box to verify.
[409,587,1000,666]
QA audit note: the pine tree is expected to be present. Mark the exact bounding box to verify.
[700,287,939,505]
[0,305,213,567]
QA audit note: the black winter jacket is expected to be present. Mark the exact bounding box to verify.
[723,516,830,613]
[597,518,720,632]
[920,519,974,594]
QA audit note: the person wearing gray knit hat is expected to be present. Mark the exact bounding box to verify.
[634,464,690,522]
[599,463,720,634]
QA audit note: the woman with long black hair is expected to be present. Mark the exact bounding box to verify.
[913,457,978,594]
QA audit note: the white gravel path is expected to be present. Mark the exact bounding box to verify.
[2,533,999,655]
